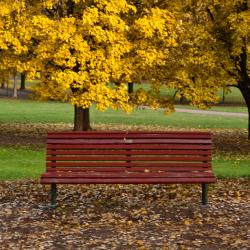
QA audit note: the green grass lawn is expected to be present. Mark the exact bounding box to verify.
[217,87,245,104]
[213,159,250,178]
[92,108,247,129]
[0,99,248,129]
[0,148,45,179]
[0,148,248,180]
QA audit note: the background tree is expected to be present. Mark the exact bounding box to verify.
[28,0,180,130]
[4,0,248,135]
[175,0,250,138]
[0,70,10,89]
[0,1,34,97]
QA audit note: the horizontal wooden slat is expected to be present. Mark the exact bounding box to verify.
[47,131,211,139]
[42,171,214,178]
[46,162,211,168]
[46,156,211,162]
[46,167,211,172]
[40,177,216,184]
[47,144,212,150]
[47,149,212,156]
[47,139,211,144]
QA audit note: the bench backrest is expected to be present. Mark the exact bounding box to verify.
[46,131,212,173]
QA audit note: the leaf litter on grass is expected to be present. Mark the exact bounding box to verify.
[0,123,249,158]
[0,179,249,249]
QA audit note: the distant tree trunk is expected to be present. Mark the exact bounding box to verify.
[13,73,18,98]
[128,82,134,94]
[221,88,225,104]
[247,104,250,140]
[179,94,184,104]
[0,82,4,89]
[20,73,26,90]
[73,105,92,131]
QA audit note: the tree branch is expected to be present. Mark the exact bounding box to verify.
[206,7,215,21]
[220,63,238,78]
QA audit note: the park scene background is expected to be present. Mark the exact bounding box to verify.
[0,0,249,249]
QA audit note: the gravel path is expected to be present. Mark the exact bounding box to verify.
[176,108,248,117]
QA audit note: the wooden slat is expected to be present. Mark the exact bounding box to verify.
[46,167,211,172]
[47,149,212,156]
[42,171,214,178]
[47,139,211,144]
[40,177,216,184]
[47,131,211,138]
[46,162,211,168]
[47,134,211,139]
[47,144,212,150]
[46,156,211,162]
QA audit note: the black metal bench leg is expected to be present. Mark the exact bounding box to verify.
[51,183,57,208]
[202,183,208,205]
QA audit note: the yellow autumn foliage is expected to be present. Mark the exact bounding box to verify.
[0,0,180,113]
[2,0,249,122]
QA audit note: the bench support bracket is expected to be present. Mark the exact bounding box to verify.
[201,183,208,205]
[51,183,57,208]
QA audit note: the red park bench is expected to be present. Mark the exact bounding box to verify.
[40,131,216,207]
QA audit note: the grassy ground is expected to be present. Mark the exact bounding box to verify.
[0,148,44,179]
[0,99,248,129]
[0,98,249,180]
[213,159,250,178]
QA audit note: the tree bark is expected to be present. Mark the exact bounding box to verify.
[20,73,26,90]
[237,39,250,139]
[238,83,250,140]
[247,104,250,140]
[128,82,134,94]
[73,105,92,131]
[13,73,18,98]
[243,96,250,140]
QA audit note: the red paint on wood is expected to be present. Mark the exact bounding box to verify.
[41,131,216,186]
[40,177,216,184]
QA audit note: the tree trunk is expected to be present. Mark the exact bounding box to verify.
[0,82,4,89]
[73,105,92,131]
[20,73,26,90]
[222,88,225,104]
[241,91,250,140]
[13,73,18,98]
[238,81,250,140]
[247,105,250,140]
[237,40,250,139]
[128,82,134,94]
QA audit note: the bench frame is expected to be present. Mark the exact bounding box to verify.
[40,131,216,207]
